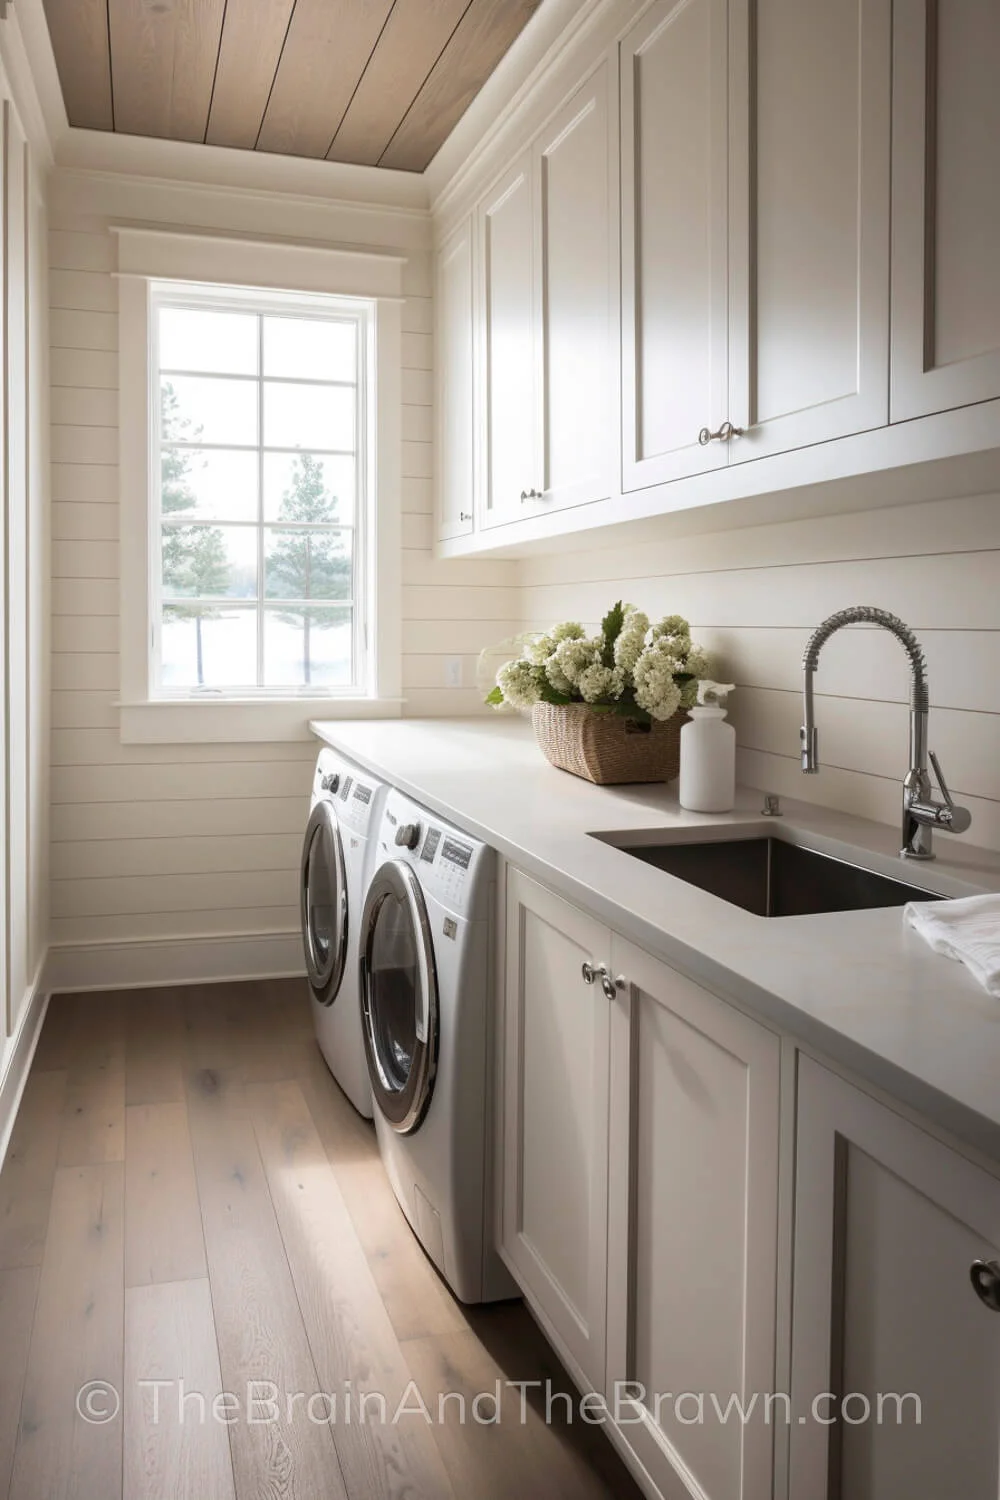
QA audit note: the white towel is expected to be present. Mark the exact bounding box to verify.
[905,894,1000,996]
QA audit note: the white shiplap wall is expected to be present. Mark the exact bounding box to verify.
[519,493,1000,850]
[48,177,517,971]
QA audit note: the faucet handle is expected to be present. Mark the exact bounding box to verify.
[929,750,955,808]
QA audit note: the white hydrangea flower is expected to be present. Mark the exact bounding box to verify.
[496,658,542,709]
[526,632,557,665]
[577,663,625,704]
[632,640,683,721]
[550,620,586,644]
[552,635,601,687]
[614,618,649,674]
[544,654,574,695]
[681,644,712,679]
[652,613,691,641]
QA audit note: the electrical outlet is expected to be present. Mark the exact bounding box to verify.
[445,656,463,688]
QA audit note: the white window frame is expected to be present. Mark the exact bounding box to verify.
[115,227,404,744]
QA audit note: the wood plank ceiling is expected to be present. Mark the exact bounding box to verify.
[41,0,543,172]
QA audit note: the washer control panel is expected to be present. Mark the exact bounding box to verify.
[314,750,383,838]
[379,789,489,919]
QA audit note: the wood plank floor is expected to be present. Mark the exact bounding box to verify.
[0,980,643,1500]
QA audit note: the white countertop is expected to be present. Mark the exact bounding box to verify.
[311,716,1000,1163]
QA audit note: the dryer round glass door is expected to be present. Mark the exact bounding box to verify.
[300,800,349,1004]
[360,860,439,1135]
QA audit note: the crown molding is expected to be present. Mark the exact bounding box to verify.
[0,0,63,161]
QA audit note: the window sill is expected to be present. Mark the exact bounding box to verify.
[117,696,405,745]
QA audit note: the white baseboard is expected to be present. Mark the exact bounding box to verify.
[0,963,50,1170]
[44,929,306,995]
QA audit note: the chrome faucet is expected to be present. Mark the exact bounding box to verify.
[800,606,971,860]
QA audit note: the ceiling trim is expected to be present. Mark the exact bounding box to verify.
[0,0,65,160]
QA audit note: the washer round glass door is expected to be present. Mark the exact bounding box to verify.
[360,860,438,1134]
[300,800,349,1005]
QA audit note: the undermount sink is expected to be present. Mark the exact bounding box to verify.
[591,831,945,918]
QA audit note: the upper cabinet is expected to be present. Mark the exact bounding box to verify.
[891,0,1000,420]
[436,217,477,542]
[620,0,729,489]
[472,64,615,534]
[729,0,891,461]
[435,0,1000,553]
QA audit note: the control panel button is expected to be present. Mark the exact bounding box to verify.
[395,822,421,851]
[320,772,340,793]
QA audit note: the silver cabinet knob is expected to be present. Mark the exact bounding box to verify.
[581,961,598,985]
[971,1259,1000,1311]
[698,420,745,446]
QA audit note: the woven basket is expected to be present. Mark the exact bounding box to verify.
[532,702,685,785]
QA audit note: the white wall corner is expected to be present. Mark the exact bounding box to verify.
[0,960,49,1170]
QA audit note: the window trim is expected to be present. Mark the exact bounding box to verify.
[116,227,404,744]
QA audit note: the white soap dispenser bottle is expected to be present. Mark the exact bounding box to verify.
[679,681,737,812]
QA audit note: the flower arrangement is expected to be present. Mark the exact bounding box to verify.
[486,602,710,725]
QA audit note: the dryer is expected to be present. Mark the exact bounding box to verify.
[359,788,514,1304]
[301,748,387,1118]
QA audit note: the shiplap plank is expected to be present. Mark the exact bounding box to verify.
[328,0,470,166]
[403,552,518,587]
[256,0,396,159]
[51,691,118,729]
[51,869,298,920]
[48,230,116,274]
[50,730,316,767]
[52,616,118,653]
[402,512,433,549]
[51,760,313,804]
[205,0,298,150]
[402,331,432,369]
[402,439,433,478]
[51,463,118,503]
[403,584,521,619]
[402,475,433,513]
[401,296,433,334]
[51,796,304,843]
[40,0,114,131]
[403,653,479,689]
[52,657,120,692]
[49,268,118,313]
[52,502,120,542]
[50,347,119,389]
[51,386,119,428]
[52,539,118,580]
[403,403,433,443]
[403,618,521,654]
[404,688,491,715]
[50,906,299,946]
[51,426,119,466]
[52,577,118,615]
[402,367,433,406]
[52,833,302,881]
[108,0,227,142]
[49,309,118,351]
[380,0,543,171]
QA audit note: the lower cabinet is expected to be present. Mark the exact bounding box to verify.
[500,866,612,1390]
[500,866,781,1497]
[790,1056,1000,1500]
[606,936,781,1500]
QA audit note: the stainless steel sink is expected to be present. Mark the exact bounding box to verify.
[591,832,944,918]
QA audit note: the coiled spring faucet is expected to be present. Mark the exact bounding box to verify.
[800,606,971,861]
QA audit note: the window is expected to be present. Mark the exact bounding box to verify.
[152,283,370,697]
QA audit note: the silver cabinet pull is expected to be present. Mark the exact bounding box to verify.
[698,421,744,446]
[520,488,544,502]
[971,1259,1000,1311]
[459,511,472,521]
[582,962,625,1000]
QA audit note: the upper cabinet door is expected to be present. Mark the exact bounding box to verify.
[891,0,1000,420]
[620,0,730,491]
[478,152,539,529]
[728,0,891,464]
[436,218,476,543]
[606,938,780,1500]
[532,64,615,516]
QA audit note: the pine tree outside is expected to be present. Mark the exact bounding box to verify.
[265,453,353,685]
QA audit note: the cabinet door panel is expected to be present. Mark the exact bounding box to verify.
[621,0,729,490]
[892,0,1000,419]
[478,154,538,528]
[607,939,780,1500]
[729,0,890,461]
[501,868,610,1388]
[436,219,475,542]
[534,64,613,514]
[791,1056,1000,1499]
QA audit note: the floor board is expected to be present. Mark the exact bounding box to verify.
[0,979,642,1500]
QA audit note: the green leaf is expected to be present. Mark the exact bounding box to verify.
[536,680,574,706]
[600,600,626,667]
[484,686,504,706]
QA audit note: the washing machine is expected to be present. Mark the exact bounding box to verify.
[359,788,514,1303]
[301,748,387,1118]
